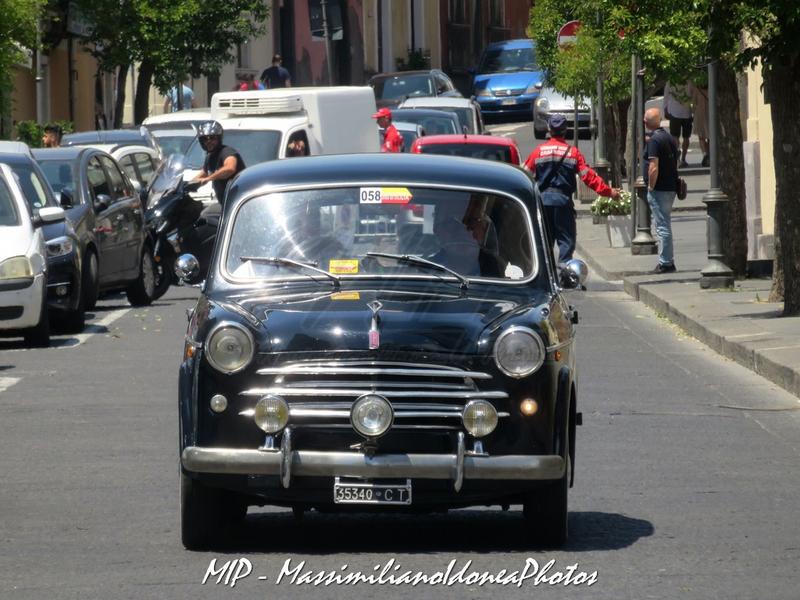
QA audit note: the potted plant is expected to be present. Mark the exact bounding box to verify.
[590,191,632,247]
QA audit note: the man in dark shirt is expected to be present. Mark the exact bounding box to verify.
[260,54,292,89]
[643,107,679,274]
[193,120,245,209]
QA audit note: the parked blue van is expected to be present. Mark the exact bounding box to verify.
[471,39,544,119]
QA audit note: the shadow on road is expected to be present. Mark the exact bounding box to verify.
[207,509,653,555]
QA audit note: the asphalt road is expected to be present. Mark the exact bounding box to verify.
[2,125,799,599]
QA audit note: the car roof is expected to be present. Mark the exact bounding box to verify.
[0,151,37,166]
[400,97,473,108]
[485,38,534,51]
[143,109,212,126]
[85,143,158,156]
[370,70,436,81]
[0,141,33,156]
[32,146,95,160]
[62,129,148,145]
[413,134,517,147]
[391,108,459,119]
[230,153,533,207]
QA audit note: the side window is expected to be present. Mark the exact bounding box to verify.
[134,153,155,184]
[285,130,310,157]
[99,156,132,200]
[87,157,111,200]
[118,155,139,184]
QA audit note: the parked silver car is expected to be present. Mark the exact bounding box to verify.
[533,88,592,139]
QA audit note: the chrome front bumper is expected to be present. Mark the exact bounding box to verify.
[182,432,564,493]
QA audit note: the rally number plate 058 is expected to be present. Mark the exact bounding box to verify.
[333,477,412,505]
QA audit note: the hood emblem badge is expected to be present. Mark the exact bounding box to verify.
[367,301,383,350]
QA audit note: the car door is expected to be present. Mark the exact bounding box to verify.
[86,155,126,284]
[97,155,144,280]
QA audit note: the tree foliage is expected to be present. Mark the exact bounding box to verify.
[0,0,42,135]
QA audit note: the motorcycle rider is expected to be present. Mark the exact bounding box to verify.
[192,120,245,209]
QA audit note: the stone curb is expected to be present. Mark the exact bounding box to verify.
[576,239,800,399]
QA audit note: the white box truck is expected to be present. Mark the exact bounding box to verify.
[182,87,380,203]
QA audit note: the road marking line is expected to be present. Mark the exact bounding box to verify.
[53,307,132,349]
[0,376,21,394]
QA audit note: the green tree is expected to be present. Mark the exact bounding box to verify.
[75,0,269,124]
[0,0,42,137]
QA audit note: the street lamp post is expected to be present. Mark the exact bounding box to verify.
[594,73,610,184]
[321,0,335,85]
[699,58,734,288]
[631,54,657,255]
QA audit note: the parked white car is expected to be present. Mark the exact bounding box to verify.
[142,109,212,158]
[0,163,65,347]
[398,96,485,134]
[86,143,161,193]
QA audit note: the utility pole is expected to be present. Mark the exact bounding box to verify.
[699,55,734,289]
[321,0,335,85]
[594,11,610,184]
[35,20,46,124]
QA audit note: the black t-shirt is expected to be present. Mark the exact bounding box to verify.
[643,128,678,192]
[260,65,291,89]
[203,145,245,205]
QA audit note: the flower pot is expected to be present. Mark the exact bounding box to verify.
[606,214,632,248]
[592,214,608,225]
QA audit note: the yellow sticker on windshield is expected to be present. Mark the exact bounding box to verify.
[331,292,361,301]
[359,187,413,204]
[329,259,359,274]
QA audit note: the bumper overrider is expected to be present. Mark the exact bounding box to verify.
[181,430,565,493]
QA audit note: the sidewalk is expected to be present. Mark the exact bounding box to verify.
[575,206,800,400]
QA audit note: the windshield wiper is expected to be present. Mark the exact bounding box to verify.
[366,252,469,290]
[240,256,340,287]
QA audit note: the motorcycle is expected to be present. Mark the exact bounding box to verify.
[144,155,219,299]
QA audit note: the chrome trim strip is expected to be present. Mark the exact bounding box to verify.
[240,388,509,399]
[256,367,492,379]
[287,424,463,430]
[280,428,292,488]
[281,381,474,390]
[283,401,466,410]
[182,447,566,481]
[454,432,465,492]
[546,340,572,352]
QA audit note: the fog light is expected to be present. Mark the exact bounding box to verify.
[462,400,498,438]
[520,398,538,416]
[254,395,289,434]
[56,285,68,297]
[210,394,228,413]
[351,394,393,438]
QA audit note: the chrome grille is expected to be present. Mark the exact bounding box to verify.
[241,360,508,430]
[493,88,525,97]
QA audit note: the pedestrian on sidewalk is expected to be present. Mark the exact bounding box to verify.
[664,82,692,168]
[689,79,709,167]
[643,107,679,274]
[523,114,621,266]
[164,82,196,112]
[260,54,292,89]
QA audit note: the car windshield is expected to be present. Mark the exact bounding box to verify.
[185,130,282,169]
[150,131,196,157]
[478,46,538,74]
[418,143,514,164]
[0,176,20,226]
[414,106,474,133]
[372,75,434,100]
[224,187,535,283]
[391,112,459,135]
[8,163,56,210]
[38,160,78,195]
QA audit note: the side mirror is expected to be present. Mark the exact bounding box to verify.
[93,193,112,212]
[175,253,200,283]
[32,206,66,228]
[56,188,74,208]
[559,259,589,290]
[535,81,543,90]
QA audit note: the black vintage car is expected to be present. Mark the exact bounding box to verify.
[177,153,587,549]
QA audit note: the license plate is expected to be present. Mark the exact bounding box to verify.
[333,477,412,505]
[501,98,517,106]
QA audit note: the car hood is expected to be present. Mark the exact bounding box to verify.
[0,226,34,261]
[473,71,543,93]
[216,287,550,354]
[538,89,591,112]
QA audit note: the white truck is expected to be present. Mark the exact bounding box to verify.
[182,87,380,203]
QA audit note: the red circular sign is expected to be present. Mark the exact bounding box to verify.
[557,20,581,47]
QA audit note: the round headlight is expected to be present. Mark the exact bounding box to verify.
[462,400,498,438]
[205,323,254,374]
[535,97,549,110]
[254,395,289,434]
[494,326,545,378]
[350,394,394,438]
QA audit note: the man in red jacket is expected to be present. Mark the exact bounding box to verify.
[523,114,620,265]
[372,107,403,153]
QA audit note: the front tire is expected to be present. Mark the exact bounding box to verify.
[126,246,156,306]
[180,472,246,550]
[522,459,569,547]
[151,252,174,301]
[23,289,50,348]
[82,251,99,311]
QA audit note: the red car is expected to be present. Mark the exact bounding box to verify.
[410,134,521,165]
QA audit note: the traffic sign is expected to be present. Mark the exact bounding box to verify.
[557,20,581,48]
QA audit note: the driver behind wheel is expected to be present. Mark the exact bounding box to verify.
[430,202,481,275]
